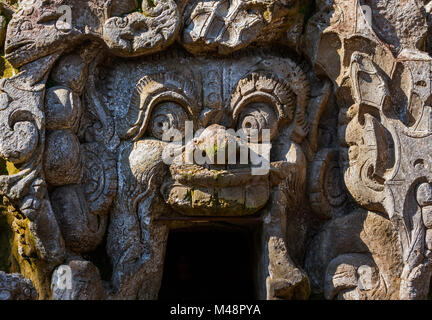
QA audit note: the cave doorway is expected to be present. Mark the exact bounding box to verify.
[158,226,256,300]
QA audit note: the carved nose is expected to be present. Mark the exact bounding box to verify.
[129,13,148,31]
[187,124,247,166]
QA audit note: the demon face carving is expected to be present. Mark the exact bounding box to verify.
[71,50,313,299]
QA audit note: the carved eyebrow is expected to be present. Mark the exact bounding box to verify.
[121,72,199,141]
[37,10,62,23]
[231,72,296,124]
[230,66,311,144]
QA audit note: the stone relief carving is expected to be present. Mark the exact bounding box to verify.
[181,0,302,55]
[103,51,322,299]
[0,271,37,300]
[0,0,431,300]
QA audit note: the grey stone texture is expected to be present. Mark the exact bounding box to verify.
[0,0,431,300]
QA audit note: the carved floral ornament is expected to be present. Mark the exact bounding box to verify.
[0,0,431,300]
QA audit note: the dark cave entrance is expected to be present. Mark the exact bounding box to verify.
[158,226,257,300]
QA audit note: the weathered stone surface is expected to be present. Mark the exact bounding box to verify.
[43,130,82,186]
[324,253,379,300]
[50,54,88,95]
[50,185,107,253]
[51,260,106,300]
[0,271,37,300]
[45,86,82,132]
[102,0,180,57]
[361,0,428,55]
[0,0,432,301]
[267,236,310,300]
[306,210,403,300]
[109,0,138,17]
[181,0,302,55]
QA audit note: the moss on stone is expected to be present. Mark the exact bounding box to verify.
[263,7,272,22]
[189,188,194,206]
[4,202,50,300]
[138,0,159,17]
[0,55,18,78]
[6,161,19,174]
[0,204,12,272]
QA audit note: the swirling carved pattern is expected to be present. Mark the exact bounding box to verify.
[308,149,347,220]
[81,143,117,216]
[102,0,180,57]
[0,272,37,300]
[231,67,310,143]
[231,72,296,127]
[342,51,432,299]
[120,72,198,141]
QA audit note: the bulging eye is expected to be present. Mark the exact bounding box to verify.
[237,103,277,141]
[149,102,189,141]
[115,17,129,28]
[20,21,33,31]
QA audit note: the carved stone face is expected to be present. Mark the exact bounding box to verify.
[8,0,431,302]
[102,0,179,57]
[101,51,308,217]
[4,0,85,67]
[5,0,179,66]
[181,0,299,54]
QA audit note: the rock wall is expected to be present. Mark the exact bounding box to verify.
[0,0,430,300]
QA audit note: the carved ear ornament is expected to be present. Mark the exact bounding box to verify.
[124,72,198,141]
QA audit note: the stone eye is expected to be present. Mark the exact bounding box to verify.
[115,17,129,29]
[149,102,189,141]
[236,102,277,141]
[20,21,34,31]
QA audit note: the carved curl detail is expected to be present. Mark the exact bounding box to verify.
[119,72,199,141]
[102,0,180,57]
